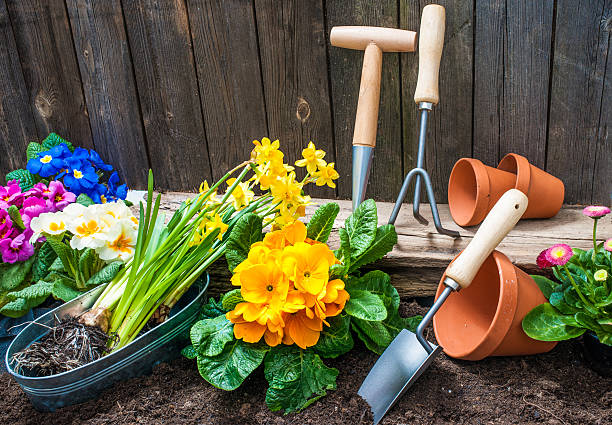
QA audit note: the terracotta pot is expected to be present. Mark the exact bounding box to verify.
[448,158,517,226]
[433,250,557,361]
[497,153,564,219]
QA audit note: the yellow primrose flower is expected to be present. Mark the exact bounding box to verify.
[204,213,229,240]
[295,142,326,174]
[252,137,284,165]
[314,162,340,188]
[226,178,254,210]
[281,242,336,295]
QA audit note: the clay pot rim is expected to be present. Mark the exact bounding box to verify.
[497,153,531,194]
[433,251,519,360]
[449,158,491,226]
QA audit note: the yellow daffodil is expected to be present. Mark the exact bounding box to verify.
[252,137,284,165]
[205,213,229,241]
[314,162,340,188]
[226,178,254,210]
[270,172,303,206]
[295,142,326,174]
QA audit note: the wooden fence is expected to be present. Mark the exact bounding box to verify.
[0,0,610,204]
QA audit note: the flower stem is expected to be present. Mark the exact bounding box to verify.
[592,218,599,261]
[562,264,596,310]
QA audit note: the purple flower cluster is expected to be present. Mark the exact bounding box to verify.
[0,180,75,264]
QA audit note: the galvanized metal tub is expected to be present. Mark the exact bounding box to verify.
[5,275,209,412]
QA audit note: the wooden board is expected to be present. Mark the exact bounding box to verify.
[254,0,336,199]
[186,0,268,181]
[122,0,211,191]
[547,0,611,204]
[156,192,609,297]
[6,0,93,150]
[0,0,38,176]
[325,0,403,202]
[65,0,150,188]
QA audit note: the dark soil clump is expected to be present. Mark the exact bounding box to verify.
[1,302,611,424]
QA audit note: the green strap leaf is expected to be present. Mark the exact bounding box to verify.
[225,213,264,272]
[221,289,244,311]
[522,303,586,341]
[197,339,268,391]
[264,345,338,413]
[190,315,235,357]
[78,248,96,282]
[314,314,353,358]
[344,289,387,321]
[306,202,340,242]
[343,199,377,258]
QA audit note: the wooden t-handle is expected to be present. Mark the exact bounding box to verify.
[414,4,445,105]
[353,43,382,148]
[445,189,528,289]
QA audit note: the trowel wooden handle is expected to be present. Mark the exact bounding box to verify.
[414,4,445,105]
[445,189,528,289]
[353,43,382,148]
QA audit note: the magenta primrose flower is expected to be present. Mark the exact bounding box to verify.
[582,205,611,218]
[0,232,34,264]
[0,209,12,233]
[46,180,76,211]
[545,244,573,266]
[0,180,24,209]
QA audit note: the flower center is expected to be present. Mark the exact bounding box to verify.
[49,222,64,232]
[55,194,63,202]
[266,285,274,292]
[100,194,107,203]
[76,220,99,236]
[73,169,84,179]
[111,234,132,252]
[40,155,52,164]
[304,271,311,278]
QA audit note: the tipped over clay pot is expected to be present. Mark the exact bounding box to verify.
[433,250,557,361]
[497,153,564,219]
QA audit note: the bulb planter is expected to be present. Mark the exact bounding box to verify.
[5,275,209,412]
[433,251,556,361]
[448,154,564,227]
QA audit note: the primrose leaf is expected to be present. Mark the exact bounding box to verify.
[225,213,264,272]
[314,314,353,358]
[31,242,58,282]
[76,193,94,207]
[41,133,74,152]
[197,339,268,391]
[86,261,123,287]
[78,249,96,281]
[0,256,36,294]
[522,303,586,341]
[348,271,399,311]
[531,275,558,299]
[5,169,35,191]
[348,224,397,274]
[221,289,244,311]
[46,235,78,279]
[337,227,351,265]
[52,279,82,302]
[181,345,197,359]
[191,315,235,357]
[7,205,25,230]
[306,203,340,243]
[264,345,338,413]
[343,199,377,259]
[201,297,227,319]
[344,289,387,321]
[549,291,577,314]
[26,142,45,160]
[1,280,53,317]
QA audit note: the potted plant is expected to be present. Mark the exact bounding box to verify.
[522,206,611,376]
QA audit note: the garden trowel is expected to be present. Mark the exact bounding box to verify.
[330,26,417,210]
[358,189,528,425]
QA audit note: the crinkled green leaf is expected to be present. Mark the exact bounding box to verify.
[344,289,386,321]
[314,314,353,358]
[201,297,227,319]
[336,227,351,265]
[347,271,399,311]
[86,261,123,287]
[5,169,35,191]
[549,291,577,314]
[0,256,36,293]
[31,242,57,282]
[46,235,77,278]
[225,213,263,272]
[348,224,397,274]
[191,315,235,357]
[41,133,74,152]
[197,339,268,390]
[264,345,338,413]
[344,199,377,258]
[1,280,53,318]
[221,289,243,311]
[52,279,82,302]
[181,345,197,359]
[76,193,94,207]
[306,203,339,243]
[78,248,96,281]
[531,275,558,299]
[26,142,45,160]
[7,205,25,230]
[49,256,64,272]
[522,303,585,341]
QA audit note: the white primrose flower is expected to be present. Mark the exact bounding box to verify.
[61,202,87,219]
[97,201,138,229]
[95,219,137,262]
[69,211,108,250]
[29,212,68,243]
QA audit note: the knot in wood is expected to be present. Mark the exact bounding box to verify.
[35,91,54,119]
[296,97,311,123]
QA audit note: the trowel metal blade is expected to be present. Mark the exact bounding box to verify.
[358,329,443,425]
[352,145,374,211]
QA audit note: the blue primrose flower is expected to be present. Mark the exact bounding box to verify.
[88,149,113,172]
[105,171,128,202]
[26,145,70,178]
[88,183,108,203]
[63,158,99,194]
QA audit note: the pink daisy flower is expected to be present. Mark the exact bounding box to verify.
[545,244,573,266]
[583,205,611,218]
[605,239,612,253]
[536,249,553,269]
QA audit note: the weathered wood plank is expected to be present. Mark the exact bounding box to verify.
[122,0,211,190]
[254,0,336,199]
[65,0,149,188]
[186,0,268,180]
[6,0,93,150]
[547,0,610,204]
[0,0,38,177]
[401,0,474,204]
[156,192,607,297]
[326,0,403,201]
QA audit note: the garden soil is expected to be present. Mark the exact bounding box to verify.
[1,302,610,425]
